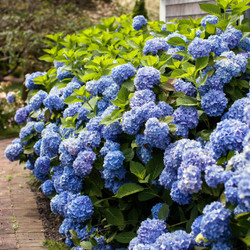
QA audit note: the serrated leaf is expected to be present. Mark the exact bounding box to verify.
[115,183,144,198]
[130,161,146,179]
[199,3,222,16]
[104,208,124,226]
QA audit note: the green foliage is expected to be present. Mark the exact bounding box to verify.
[132,0,148,19]
[43,239,70,250]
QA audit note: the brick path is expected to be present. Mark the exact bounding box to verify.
[0,139,45,250]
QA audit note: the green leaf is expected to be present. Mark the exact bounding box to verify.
[115,183,144,198]
[130,161,146,179]
[80,241,92,250]
[137,186,159,201]
[89,238,98,247]
[158,204,170,220]
[170,69,188,78]
[195,56,209,72]
[176,96,199,106]
[167,37,186,47]
[205,22,216,35]
[162,116,173,124]
[122,79,135,92]
[104,208,124,226]
[200,129,213,141]
[39,54,54,62]
[115,232,137,243]
[199,3,222,16]
[146,153,164,182]
[122,148,135,162]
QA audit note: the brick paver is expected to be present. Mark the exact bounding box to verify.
[0,139,45,250]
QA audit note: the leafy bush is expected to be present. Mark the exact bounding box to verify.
[5,0,250,249]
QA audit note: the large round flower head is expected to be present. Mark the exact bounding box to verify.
[5,143,23,162]
[132,15,147,31]
[238,166,250,208]
[34,139,41,156]
[41,179,55,195]
[79,130,101,149]
[144,118,170,149]
[188,37,211,60]
[159,166,178,189]
[177,165,202,194]
[201,90,228,117]
[62,81,81,99]
[155,230,193,250]
[104,150,125,170]
[207,35,229,57]
[62,137,83,156]
[34,156,50,174]
[130,89,156,108]
[25,71,45,89]
[244,104,250,127]
[33,168,48,182]
[73,150,96,178]
[157,101,173,117]
[57,65,73,81]
[212,241,233,250]
[140,101,164,120]
[201,15,219,28]
[134,66,161,90]
[85,80,99,96]
[210,119,248,158]
[6,91,15,103]
[40,132,61,158]
[222,97,250,122]
[174,79,196,97]
[43,94,64,110]
[143,38,169,55]
[42,123,59,136]
[136,146,152,165]
[173,106,199,129]
[19,121,35,141]
[222,26,243,49]
[67,195,94,222]
[111,63,136,85]
[137,218,166,244]
[121,107,144,135]
[59,167,83,193]
[102,82,120,101]
[14,106,30,125]
[225,174,240,204]
[86,116,104,133]
[238,37,250,52]
[102,121,122,141]
[94,75,116,95]
[191,215,203,240]
[205,165,229,188]
[29,90,48,111]
[170,181,192,205]
[50,191,79,217]
[201,202,232,241]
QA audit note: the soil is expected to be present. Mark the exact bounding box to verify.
[30,184,64,242]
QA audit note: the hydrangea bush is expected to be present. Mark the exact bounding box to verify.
[5,0,250,249]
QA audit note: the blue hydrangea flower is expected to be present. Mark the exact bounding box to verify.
[26,160,34,170]
[73,150,96,178]
[130,89,155,108]
[205,165,228,188]
[208,35,229,56]
[43,94,65,110]
[201,90,228,117]
[14,106,30,125]
[5,143,23,162]
[144,118,170,149]
[34,156,50,174]
[134,66,161,90]
[159,166,178,189]
[132,15,147,31]
[33,168,48,182]
[173,123,189,138]
[40,132,61,158]
[165,32,188,50]
[136,146,152,165]
[244,104,250,127]
[155,230,193,249]
[100,140,120,156]
[111,63,136,85]
[222,97,250,122]
[34,122,44,133]
[222,26,243,49]
[137,218,166,244]
[67,195,94,222]
[143,38,169,55]
[29,90,48,111]
[174,79,196,97]
[34,139,41,156]
[201,202,231,241]
[238,37,250,52]
[57,66,73,81]
[62,81,81,99]
[212,241,233,250]
[191,215,203,241]
[102,121,122,141]
[86,117,104,133]
[6,91,15,103]
[201,15,219,28]
[19,122,35,141]
[170,181,192,205]
[102,82,120,101]
[225,174,240,204]
[104,150,125,170]
[157,101,173,116]
[79,130,101,149]
[188,37,211,59]
[210,119,248,158]
[25,71,45,89]
[41,180,55,195]
[173,106,199,129]
[86,80,99,96]
[53,60,64,69]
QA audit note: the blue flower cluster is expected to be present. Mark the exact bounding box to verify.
[132,15,147,31]
[6,91,15,103]
[143,38,169,55]
[25,71,45,89]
